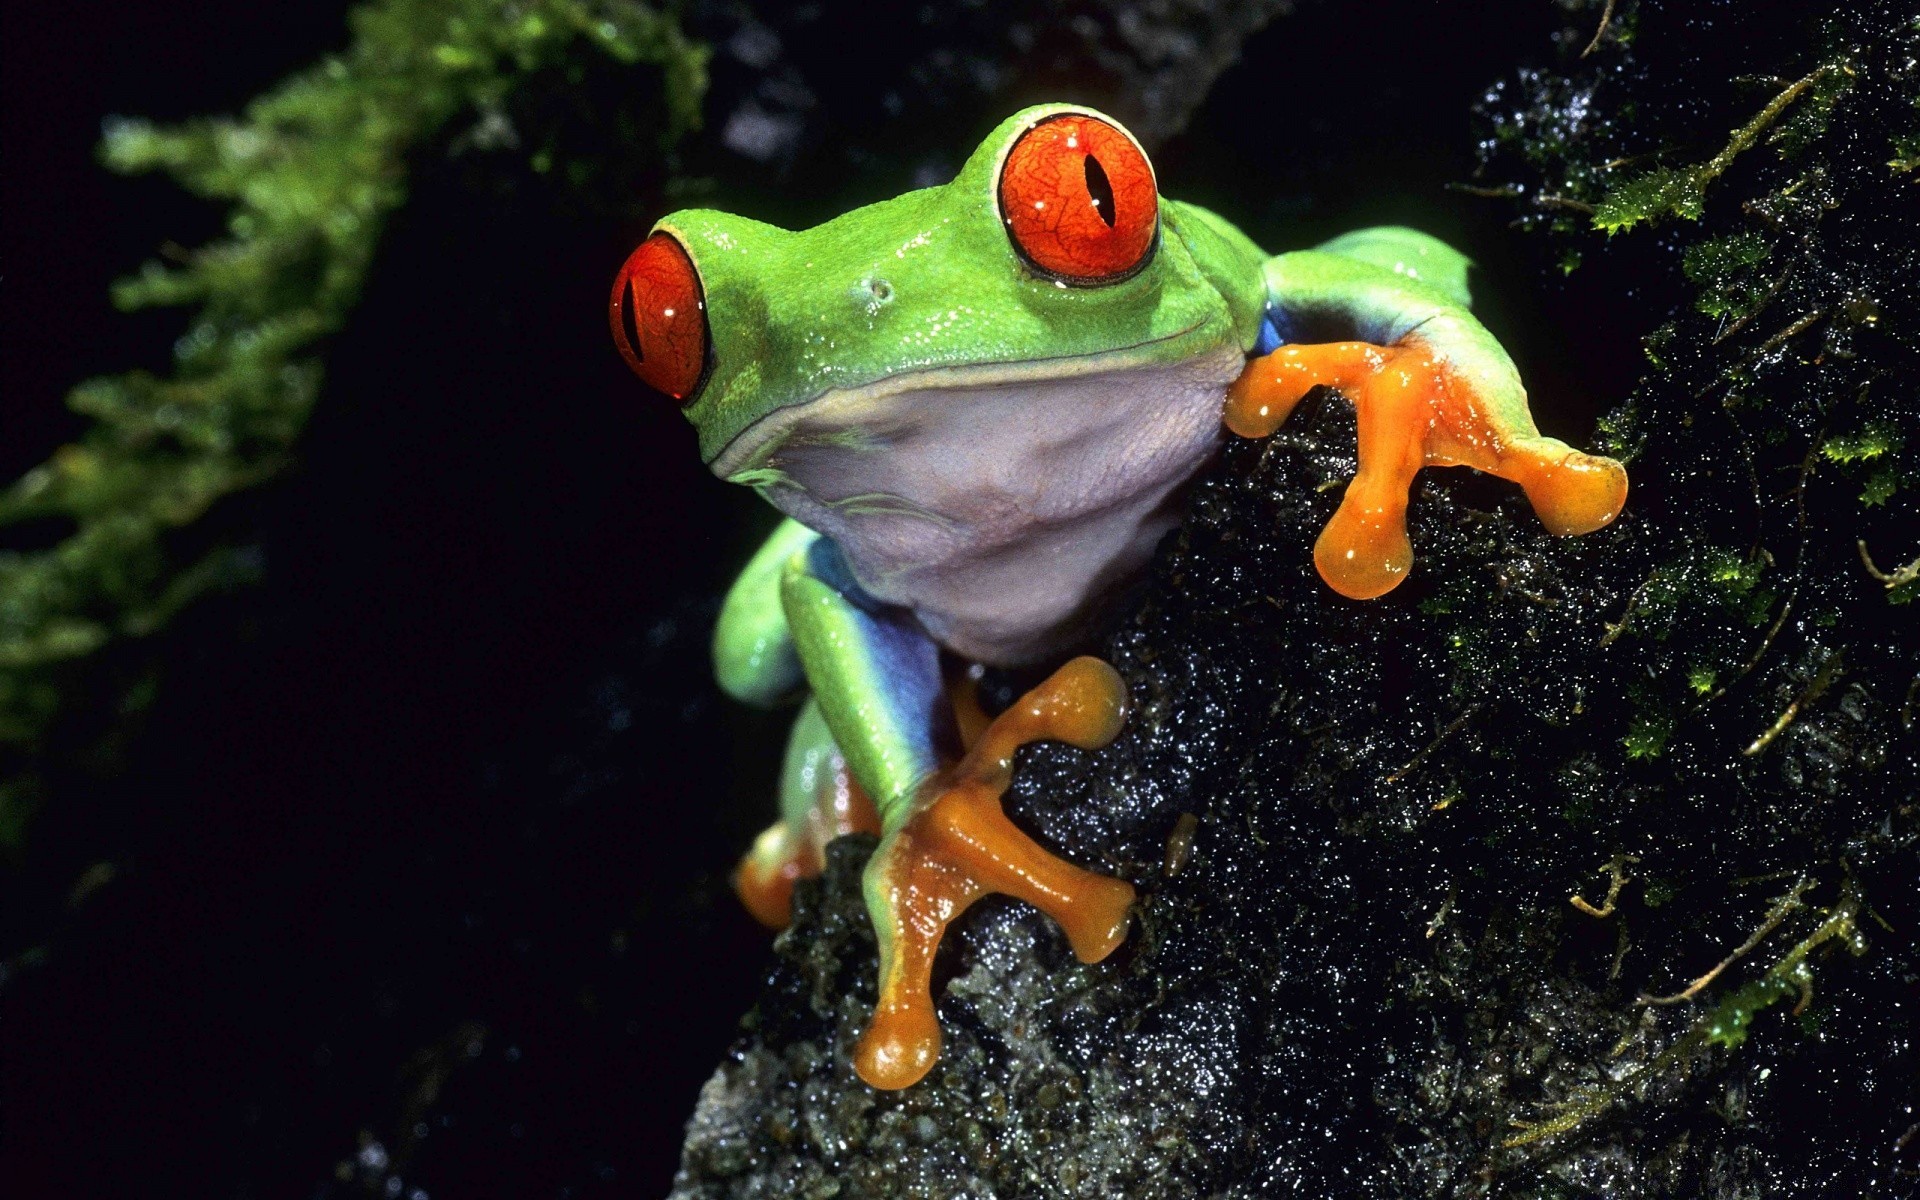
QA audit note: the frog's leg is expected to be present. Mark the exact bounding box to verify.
[782,539,1136,1090]
[734,697,882,928]
[717,518,869,925]
[1229,237,1628,599]
[713,517,819,707]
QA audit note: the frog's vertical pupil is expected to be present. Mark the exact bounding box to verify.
[1084,154,1116,228]
[621,278,643,362]
[999,113,1154,283]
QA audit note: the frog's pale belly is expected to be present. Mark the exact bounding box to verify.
[730,345,1246,665]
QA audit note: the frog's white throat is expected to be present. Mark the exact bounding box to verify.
[718,344,1245,666]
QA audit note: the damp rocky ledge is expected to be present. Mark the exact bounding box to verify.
[668,3,1920,1197]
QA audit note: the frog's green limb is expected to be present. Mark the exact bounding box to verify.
[734,696,880,928]
[1314,225,1474,309]
[1259,250,1515,405]
[1230,248,1628,597]
[779,538,954,821]
[779,541,1135,1089]
[713,517,818,707]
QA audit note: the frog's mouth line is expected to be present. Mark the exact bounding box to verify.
[708,320,1224,480]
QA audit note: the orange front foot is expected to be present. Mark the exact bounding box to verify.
[853,656,1137,1090]
[1225,340,1629,599]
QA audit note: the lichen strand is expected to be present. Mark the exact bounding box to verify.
[673,2,1918,1193]
[0,0,707,838]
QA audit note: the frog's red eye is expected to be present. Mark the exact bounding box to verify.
[998,113,1158,284]
[609,232,708,404]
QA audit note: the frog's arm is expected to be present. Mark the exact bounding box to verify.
[1230,229,1628,599]
[1312,225,1474,309]
[780,538,1135,1091]
[712,517,818,707]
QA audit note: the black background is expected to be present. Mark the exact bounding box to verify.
[1,2,1626,1194]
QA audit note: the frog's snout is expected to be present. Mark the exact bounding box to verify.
[610,231,711,404]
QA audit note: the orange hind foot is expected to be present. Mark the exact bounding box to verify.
[1225,340,1628,599]
[853,656,1136,1090]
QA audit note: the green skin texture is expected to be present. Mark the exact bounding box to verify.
[674,103,1526,852]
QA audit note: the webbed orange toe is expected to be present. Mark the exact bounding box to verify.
[853,656,1136,1090]
[1226,339,1627,597]
[1508,444,1630,536]
[734,754,879,930]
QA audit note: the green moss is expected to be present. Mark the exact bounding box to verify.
[1593,64,1840,234]
[1682,232,1772,319]
[1822,423,1907,505]
[1821,422,1900,464]
[1701,886,1866,1049]
[1701,970,1802,1049]
[1593,166,1708,234]
[1859,466,1902,506]
[1891,133,1920,173]
[1622,712,1673,759]
[0,0,707,805]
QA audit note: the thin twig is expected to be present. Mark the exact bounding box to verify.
[1640,876,1814,1005]
[1744,653,1842,756]
[1599,571,1659,647]
[1383,704,1482,784]
[1570,854,1641,919]
[1710,268,1792,346]
[1708,443,1818,705]
[1858,540,1920,589]
[1535,193,1597,215]
[1581,0,1617,57]
[1756,308,1828,356]
[1505,880,1860,1150]
[1449,182,1523,199]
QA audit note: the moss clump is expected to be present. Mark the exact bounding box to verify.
[1589,61,1847,234]
[0,0,706,844]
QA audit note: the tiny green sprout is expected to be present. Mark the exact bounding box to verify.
[1860,467,1901,507]
[1624,713,1673,759]
[1687,665,1716,694]
[1704,547,1765,595]
[1641,878,1677,909]
[1682,232,1772,319]
[1890,133,1920,174]
[1820,422,1899,464]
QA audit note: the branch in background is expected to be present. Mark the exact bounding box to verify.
[0,0,707,845]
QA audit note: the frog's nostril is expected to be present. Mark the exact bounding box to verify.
[609,232,709,404]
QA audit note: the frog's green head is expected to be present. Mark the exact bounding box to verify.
[609,104,1268,474]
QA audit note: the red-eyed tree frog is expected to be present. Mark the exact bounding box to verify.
[609,104,1627,1090]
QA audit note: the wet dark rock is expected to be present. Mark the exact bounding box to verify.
[670,3,1919,1195]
